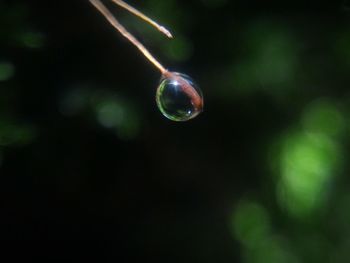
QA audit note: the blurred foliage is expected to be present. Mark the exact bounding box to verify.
[0,0,350,262]
[0,61,15,81]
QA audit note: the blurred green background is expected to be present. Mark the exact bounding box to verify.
[1,0,350,261]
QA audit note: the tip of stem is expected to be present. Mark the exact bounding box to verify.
[159,26,173,39]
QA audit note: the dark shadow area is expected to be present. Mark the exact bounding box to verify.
[0,0,349,261]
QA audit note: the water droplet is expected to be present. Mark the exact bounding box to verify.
[156,72,203,121]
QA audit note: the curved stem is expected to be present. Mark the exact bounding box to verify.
[89,0,167,74]
[110,0,173,38]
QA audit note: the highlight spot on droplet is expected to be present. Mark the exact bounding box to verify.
[156,72,203,121]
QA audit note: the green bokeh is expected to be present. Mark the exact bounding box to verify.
[1,1,350,262]
[0,62,15,81]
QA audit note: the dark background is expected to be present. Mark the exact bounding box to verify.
[1,0,350,261]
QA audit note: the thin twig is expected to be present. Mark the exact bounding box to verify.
[110,0,173,38]
[89,0,167,74]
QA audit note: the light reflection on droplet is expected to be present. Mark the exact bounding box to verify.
[156,72,203,121]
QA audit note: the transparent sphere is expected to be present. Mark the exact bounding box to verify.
[156,72,204,121]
